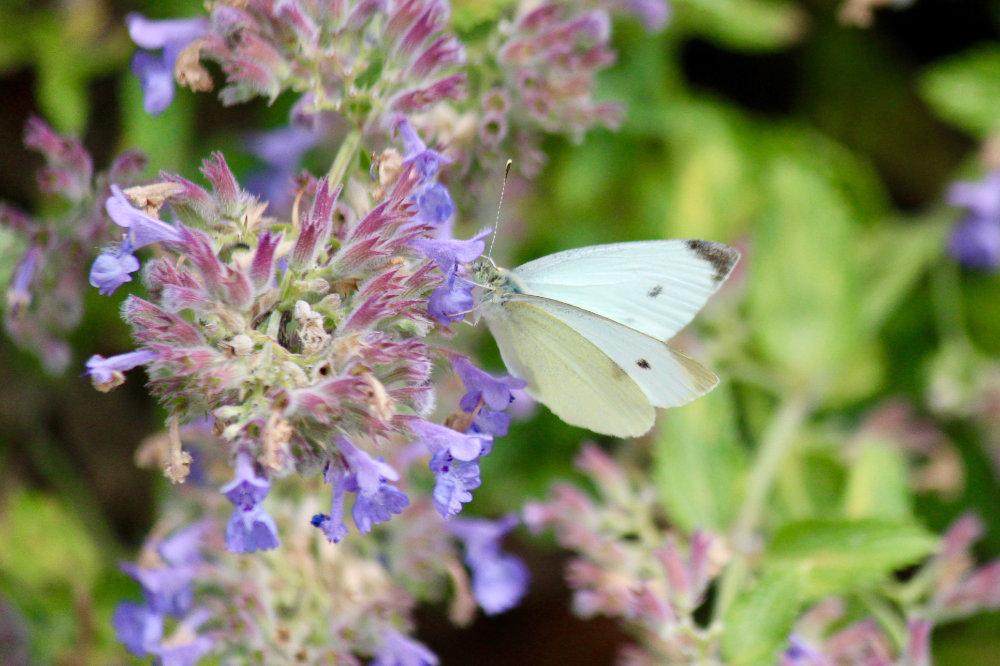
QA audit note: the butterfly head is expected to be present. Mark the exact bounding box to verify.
[471,256,503,287]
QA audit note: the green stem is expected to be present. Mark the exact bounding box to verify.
[930,259,967,345]
[327,128,362,187]
[714,394,811,618]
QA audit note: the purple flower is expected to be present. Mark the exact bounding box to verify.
[339,437,410,533]
[220,452,271,511]
[453,358,526,412]
[126,14,209,115]
[89,248,141,295]
[158,522,204,568]
[225,503,280,553]
[430,450,481,517]
[448,514,529,614]
[84,349,157,387]
[6,246,40,315]
[410,419,490,461]
[120,562,195,617]
[781,634,827,665]
[426,272,475,325]
[415,182,455,225]
[409,229,491,272]
[312,463,350,543]
[221,453,279,553]
[396,117,451,179]
[150,608,214,666]
[372,629,439,666]
[106,184,183,249]
[949,215,1000,271]
[113,602,163,658]
[948,170,1000,218]
[947,170,1000,271]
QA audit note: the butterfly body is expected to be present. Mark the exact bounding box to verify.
[471,240,738,437]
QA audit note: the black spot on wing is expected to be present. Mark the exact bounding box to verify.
[648,285,663,298]
[637,359,651,369]
[686,239,738,283]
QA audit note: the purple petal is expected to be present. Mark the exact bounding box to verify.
[126,14,208,50]
[89,250,141,295]
[106,185,183,248]
[84,349,157,384]
[220,452,271,510]
[225,504,280,553]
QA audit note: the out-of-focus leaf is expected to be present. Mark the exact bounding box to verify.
[764,519,937,599]
[721,569,803,666]
[842,441,911,521]
[673,0,806,51]
[747,158,861,387]
[859,218,950,333]
[452,0,514,31]
[654,387,747,532]
[773,435,844,522]
[656,101,758,241]
[121,74,196,175]
[0,489,100,592]
[920,46,1000,136]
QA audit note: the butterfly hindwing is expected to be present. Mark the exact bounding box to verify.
[510,294,719,412]
[480,298,656,437]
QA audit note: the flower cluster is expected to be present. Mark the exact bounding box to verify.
[1,117,147,373]
[114,434,528,663]
[523,444,724,662]
[947,169,1000,271]
[782,513,1000,665]
[112,523,214,664]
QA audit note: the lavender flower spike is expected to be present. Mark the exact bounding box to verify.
[221,453,280,553]
[85,349,157,391]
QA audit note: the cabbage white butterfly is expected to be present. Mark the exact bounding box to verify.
[471,240,739,437]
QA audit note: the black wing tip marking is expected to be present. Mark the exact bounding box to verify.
[636,359,651,369]
[647,285,663,298]
[686,240,740,283]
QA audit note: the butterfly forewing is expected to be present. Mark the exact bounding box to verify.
[511,240,738,342]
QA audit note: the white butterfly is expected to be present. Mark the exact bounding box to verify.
[471,240,739,437]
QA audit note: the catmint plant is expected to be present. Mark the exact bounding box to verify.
[54,0,677,660]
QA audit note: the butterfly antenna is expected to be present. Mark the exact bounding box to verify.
[487,160,513,259]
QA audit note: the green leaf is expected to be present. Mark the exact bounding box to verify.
[747,158,862,386]
[673,0,806,52]
[920,45,1000,136]
[0,490,101,592]
[764,519,937,599]
[653,388,747,532]
[721,569,803,666]
[842,442,912,521]
[859,218,951,333]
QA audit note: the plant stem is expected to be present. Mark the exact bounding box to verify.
[714,394,811,618]
[327,128,362,187]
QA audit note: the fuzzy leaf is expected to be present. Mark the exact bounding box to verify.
[764,518,937,599]
[673,0,806,51]
[747,158,862,386]
[721,569,803,666]
[843,442,912,521]
[654,387,746,532]
[920,46,1000,136]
